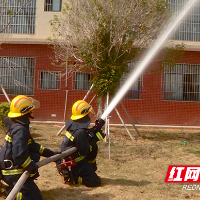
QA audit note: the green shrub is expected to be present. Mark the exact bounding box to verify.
[0,102,10,130]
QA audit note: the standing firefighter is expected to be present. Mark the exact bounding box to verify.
[57,100,105,187]
[0,95,58,200]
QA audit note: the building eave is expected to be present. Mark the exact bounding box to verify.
[1,38,51,45]
[165,40,200,51]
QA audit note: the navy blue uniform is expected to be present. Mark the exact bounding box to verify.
[61,115,101,187]
[0,115,55,200]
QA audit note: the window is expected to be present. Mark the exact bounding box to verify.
[0,57,34,95]
[163,63,200,101]
[38,71,61,90]
[0,0,36,34]
[168,0,200,41]
[120,62,142,99]
[44,0,62,12]
[73,72,92,90]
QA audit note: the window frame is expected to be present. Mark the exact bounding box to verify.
[38,70,61,90]
[119,61,142,100]
[0,0,36,34]
[72,72,92,91]
[0,56,35,95]
[168,0,200,41]
[163,63,200,102]
[44,0,62,12]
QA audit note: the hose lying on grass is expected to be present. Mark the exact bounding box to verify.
[6,147,77,200]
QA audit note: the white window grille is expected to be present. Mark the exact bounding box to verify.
[120,62,142,99]
[168,0,200,41]
[163,63,200,101]
[0,57,34,95]
[38,71,61,90]
[73,72,92,90]
[44,0,62,12]
[0,0,36,34]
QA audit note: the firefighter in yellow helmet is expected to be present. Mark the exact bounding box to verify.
[58,100,105,187]
[0,95,58,199]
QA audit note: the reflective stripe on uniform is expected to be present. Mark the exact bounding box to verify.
[65,131,74,141]
[16,192,22,200]
[21,156,31,168]
[96,132,104,140]
[75,155,85,162]
[2,168,24,176]
[30,172,37,178]
[5,135,32,145]
[90,145,92,152]
[5,135,12,143]
[88,158,96,164]
[78,176,82,184]
[39,145,45,154]
[27,139,32,145]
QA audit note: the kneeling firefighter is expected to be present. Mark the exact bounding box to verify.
[0,95,59,200]
[57,100,105,187]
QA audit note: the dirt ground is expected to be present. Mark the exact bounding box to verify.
[1,124,200,200]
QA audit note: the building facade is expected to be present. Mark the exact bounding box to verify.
[0,0,200,126]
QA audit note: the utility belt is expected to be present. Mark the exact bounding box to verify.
[0,160,25,176]
[0,160,13,170]
[63,155,86,165]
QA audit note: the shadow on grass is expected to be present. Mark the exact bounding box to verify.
[140,132,200,142]
[31,133,43,138]
[41,187,114,200]
[40,179,150,199]
[101,177,151,187]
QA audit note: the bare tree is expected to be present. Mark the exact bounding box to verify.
[49,0,170,99]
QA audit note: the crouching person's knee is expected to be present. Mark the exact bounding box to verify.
[81,176,101,187]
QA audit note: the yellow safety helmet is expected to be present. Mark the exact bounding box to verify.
[71,100,93,120]
[8,95,40,118]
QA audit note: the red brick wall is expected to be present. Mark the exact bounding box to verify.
[0,44,98,122]
[1,43,200,125]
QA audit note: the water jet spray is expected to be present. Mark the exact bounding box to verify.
[101,0,199,121]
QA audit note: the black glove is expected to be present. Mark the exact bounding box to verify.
[42,148,55,157]
[30,170,40,180]
[54,151,61,155]
[94,118,105,131]
[88,118,105,142]
[88,119,105,135]
[55,159,62,173]
[26,161,39,180]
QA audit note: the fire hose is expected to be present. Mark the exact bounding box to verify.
[6,117,105,200]
[6,147,77,200]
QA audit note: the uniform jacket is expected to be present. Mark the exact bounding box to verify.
[61,115,91,163]
[0,115,54,175]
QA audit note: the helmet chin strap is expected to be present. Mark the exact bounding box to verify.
[28,112,34,119]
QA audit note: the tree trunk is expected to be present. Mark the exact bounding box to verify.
[97,96,103,118]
